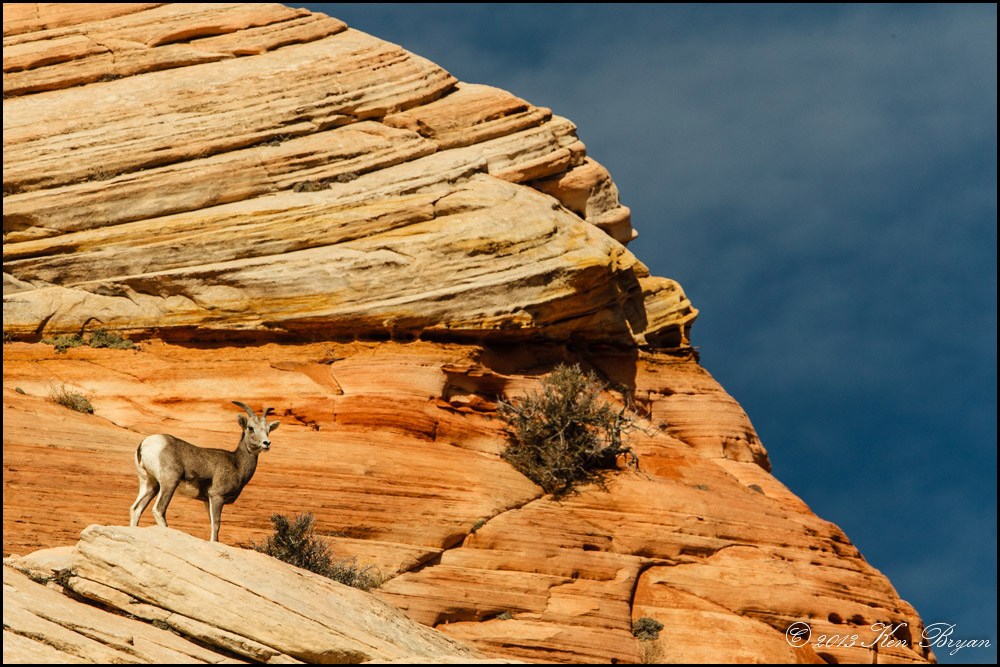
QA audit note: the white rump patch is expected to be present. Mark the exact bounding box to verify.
[138,434,171,480]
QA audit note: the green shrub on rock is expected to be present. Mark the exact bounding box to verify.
[42,329,136,353]
[633,616,664,641]
[87,329,135,350]
[49,385,94,413]
[498,364,641,498]
[245,512,383,591]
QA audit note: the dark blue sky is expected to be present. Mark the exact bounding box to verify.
[292,4,997,662]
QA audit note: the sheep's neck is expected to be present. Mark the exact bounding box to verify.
[234,436,260,485]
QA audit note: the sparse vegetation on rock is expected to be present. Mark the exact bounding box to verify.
[497,363,641,497]
[42,333,87,354]
[42,329,136,354]
[245,512,383,591]
[87,329,136,350]
[633,616,664,641]
[49,384,94,413]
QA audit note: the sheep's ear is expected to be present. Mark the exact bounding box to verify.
[268,421,280,433]
[238,415,248,429]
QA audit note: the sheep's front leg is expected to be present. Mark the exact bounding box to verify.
[207,495,224,542]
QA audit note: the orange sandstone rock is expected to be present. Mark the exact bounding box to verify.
[1,340,933,664]
[2,4,932,664]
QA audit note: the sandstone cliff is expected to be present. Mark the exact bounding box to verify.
[3,4,932,664]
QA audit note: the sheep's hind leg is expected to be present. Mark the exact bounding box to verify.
[130,478,158,527]
[151,479,179,528]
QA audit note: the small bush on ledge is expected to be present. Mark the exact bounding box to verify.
[50,384,94,414]
[42,333,87,354]
[497,363,641,498]
[42,329,136,354]
[87,329,136,350]
[244,512,383,591]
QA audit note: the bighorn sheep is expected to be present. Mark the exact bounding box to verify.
[130,402,279,542]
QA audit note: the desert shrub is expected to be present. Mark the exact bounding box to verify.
[329,557,385,591]
[42,329,136,353]
[42,334,86,354]
[88,329,135,350]
[245,512,382,591]
[50,385,94,413]
[638,639,665,664]
[633,616,664,641]
[497,364,640,498]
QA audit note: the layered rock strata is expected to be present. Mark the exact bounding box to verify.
[4,2,681,347]
[3,4,932,665]
[2,339,932,664]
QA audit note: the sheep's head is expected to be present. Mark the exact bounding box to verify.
[233,402,279,452]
